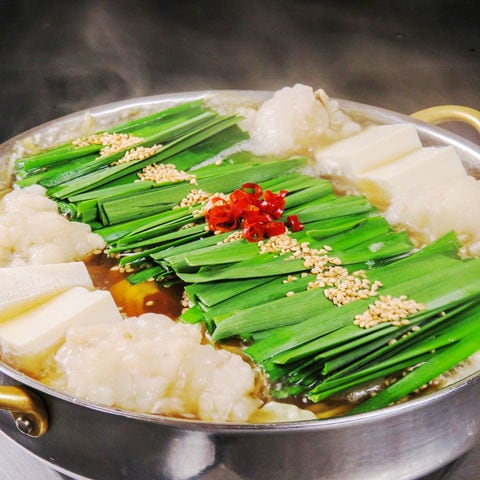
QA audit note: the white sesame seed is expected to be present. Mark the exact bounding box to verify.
[137,163,195,184]
[354,296,425,329]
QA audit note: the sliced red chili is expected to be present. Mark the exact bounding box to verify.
[241,182,263,199]
[204,182,303,242]
[204,197,235,232]
[264,221,286,237]
[260,189,287,219]
[243,221,265,242]
[287,214,304,232]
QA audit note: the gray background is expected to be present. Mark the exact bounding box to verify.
[0,0,479,478]
[0,0,479,143]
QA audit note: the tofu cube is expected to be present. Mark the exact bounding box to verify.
[0,262,93,322]
[357,146,467,208]
[314,124,422,189]
[0,286,121,373]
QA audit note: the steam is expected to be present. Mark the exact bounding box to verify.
[1,0,478,143]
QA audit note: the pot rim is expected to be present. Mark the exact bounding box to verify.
[1,89,479,432]
[1,358,479,432]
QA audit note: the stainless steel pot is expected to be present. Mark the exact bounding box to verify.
[0,91,479,480]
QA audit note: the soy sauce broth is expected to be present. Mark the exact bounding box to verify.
[85,253,184,319]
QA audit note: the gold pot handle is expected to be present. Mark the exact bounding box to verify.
[411,105,480,133]
[0,385,48,437]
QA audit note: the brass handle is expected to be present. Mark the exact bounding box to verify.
[411,105,480,134]
[0,386,49,437]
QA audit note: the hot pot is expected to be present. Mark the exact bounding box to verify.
[0,91,479,480]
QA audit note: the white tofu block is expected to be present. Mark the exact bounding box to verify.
[0,287,121,372]
[356,146,467,208]
[0,262,93,322]
[314,124,422,178]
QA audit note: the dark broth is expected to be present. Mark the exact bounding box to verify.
[85,253,184,319]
